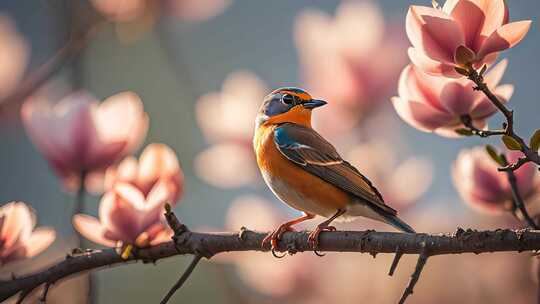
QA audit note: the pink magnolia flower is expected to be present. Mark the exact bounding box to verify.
[21,91,148,189]
[104,143,184,205]
[392,59,513,137]
[452,147,538,214]
[0,15,28,101]
[346,141,432,211]
[194,71,266,188]
[73,183,173,247]
[295,1,407,136]
[406,0,531,77]
[0,202,55,265]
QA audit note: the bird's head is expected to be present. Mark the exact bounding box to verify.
[256,87,327,128]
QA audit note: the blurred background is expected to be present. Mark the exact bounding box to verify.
[0,0,539,303]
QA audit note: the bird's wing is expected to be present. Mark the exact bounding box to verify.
[273,123,397,216]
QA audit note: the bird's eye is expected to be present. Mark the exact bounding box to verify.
[281,94,294,105]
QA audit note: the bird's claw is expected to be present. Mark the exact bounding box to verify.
[262,225,296,257]
[308,225,336,255]
[271,248,287,258]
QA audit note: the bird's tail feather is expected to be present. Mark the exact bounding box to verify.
[382,213,415,233]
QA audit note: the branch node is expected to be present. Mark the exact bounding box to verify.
[238,227,248,241]
[454,227,465,237]
[164,204,189,237]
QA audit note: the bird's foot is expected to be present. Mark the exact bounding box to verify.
[262,224,296,256]
[308,225,336,254]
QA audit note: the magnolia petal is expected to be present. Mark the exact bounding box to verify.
[95,91,147,154]
[506,151,538,197]
[478,20,532,58]
[114,183,147,210]
[406,5,464,63]
[470,97,498,119]
[146,180,173,209]
[23,227,56,258]
[442,0,459,14]
[470,83,513,119]
[392,96,453,132]
[0,202,34,250]
[408,47,461,77]
[452,148,509,214]
[138,143,182,196]
[483,59,508,88]
[73,214,116,247]
[448,0,485,49]
[148,228,173,246]
[439,81,474,115]
[475,0,508,46]
[494,84,514,102]
[105,156,139,190]
[98,188,142,243]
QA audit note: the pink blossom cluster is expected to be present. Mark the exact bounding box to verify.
[393,0,530,136]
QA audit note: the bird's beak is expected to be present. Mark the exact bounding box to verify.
[302,99,327,109]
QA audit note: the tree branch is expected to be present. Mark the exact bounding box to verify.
[466,68,540,170]
[2,228,540,301]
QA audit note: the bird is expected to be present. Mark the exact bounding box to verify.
[253,87,415,252]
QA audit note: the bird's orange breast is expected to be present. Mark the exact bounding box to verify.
[254,124,351,217]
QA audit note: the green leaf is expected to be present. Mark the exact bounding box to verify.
[502,135,522,151]
[485,145,505,166]
[530,129,540,151]
[455,128,473,136]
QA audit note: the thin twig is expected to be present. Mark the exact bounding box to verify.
[507,170,538,229]
[3,228,540,301]
[72,171,96,304]
[501,155,539,229]
[398,243,429,304]
[160,255,203,304]
[460,115,505,137]
[73,171,87,218]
